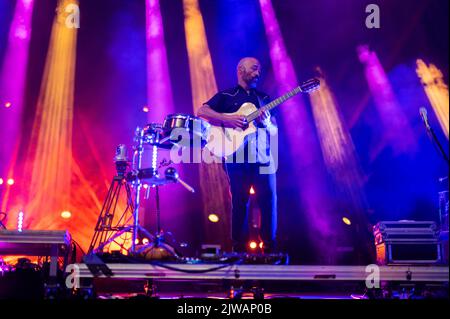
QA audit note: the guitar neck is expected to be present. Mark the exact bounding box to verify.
[247,86,301,122]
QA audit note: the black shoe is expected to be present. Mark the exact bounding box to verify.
[232,243,247,254]
[262,242,278,254]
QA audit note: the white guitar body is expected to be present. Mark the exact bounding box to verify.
[204,78,320,158]
[206,102,258,158]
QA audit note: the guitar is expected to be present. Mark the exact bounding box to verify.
[205,78,320,157]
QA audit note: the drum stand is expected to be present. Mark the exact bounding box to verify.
[134,127,190,260]
[88,126,194,260]
[135,184,180,260]
[135,126,196,260]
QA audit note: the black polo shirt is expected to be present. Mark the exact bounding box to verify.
[204,85,270,114]
[203,85,273,165]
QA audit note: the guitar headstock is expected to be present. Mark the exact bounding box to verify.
[299,78,320,93]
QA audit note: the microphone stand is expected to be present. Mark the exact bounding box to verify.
[422,116,449,165]
[421,110,450,234]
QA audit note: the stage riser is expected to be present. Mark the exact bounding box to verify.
[71,264,449,282]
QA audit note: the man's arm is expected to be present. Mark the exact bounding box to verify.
[197,104,226,126]
[197,104,247,129]
[255,110,278,135]
[254,93,278,135]
[265,116,278,135]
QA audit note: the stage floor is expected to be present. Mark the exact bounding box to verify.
[71,263,449,299]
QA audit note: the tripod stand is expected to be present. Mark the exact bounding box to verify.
[88,157,153,255]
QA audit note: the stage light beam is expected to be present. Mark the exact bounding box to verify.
[309,69,367,216]
[22,0,79,232]
[259,0,334,260]
[0,0,35,212]
[183,0,231,248]
[145,0,174,123]
[416,59,449,139]
[357,45,417,157]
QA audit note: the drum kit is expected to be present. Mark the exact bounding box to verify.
[88,113,211,260]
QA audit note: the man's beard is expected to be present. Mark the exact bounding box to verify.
[246,75,259,88]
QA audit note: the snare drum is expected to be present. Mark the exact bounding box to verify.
[142,123,163,143]
[142,123,174,149]
[163,113,210,148]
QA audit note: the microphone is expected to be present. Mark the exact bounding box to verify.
[439,176,448,183]
[419,107,431,130]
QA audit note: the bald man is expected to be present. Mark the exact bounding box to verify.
[197,57,278,254]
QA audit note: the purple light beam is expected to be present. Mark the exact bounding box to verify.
[0,0,34,176]
[259,0,334,259]
[146,0,175,123]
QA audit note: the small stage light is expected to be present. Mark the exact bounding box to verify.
[208,213,219,223]
[249,241,258,250]
[18,211,24,232]
[142,238,149,245]
[259,242,263,249]
[143,184,149,189]
[143,106,149,113]
[4,102,11,108]
[342,217,351,225]
[0,178,3,185]
[249,186,255,195]
[7,178,14,186]
[61,211,72,219]
[135,239,140,245]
